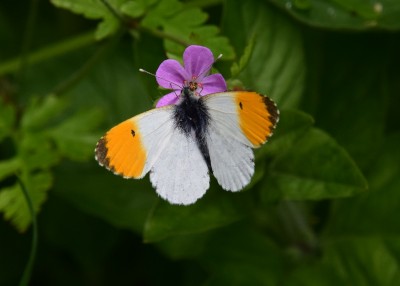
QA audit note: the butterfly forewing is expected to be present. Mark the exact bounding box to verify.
[203,91,279,148]
[95,108,174,179]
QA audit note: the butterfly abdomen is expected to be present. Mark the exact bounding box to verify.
[173,88,212,170]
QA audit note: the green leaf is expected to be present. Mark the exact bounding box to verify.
[143,188,251,242]
[0,171,52,232]
[53,161,156,234]
[50,0,124,40]
[155,232,210,260]
[284,264,343,286]
[48,108,103,161]
[201,224,284,286]
[258,109,314,158]
[67,42,153,119]
[230,36,255,78]
[223,0,306,108]
[0,100,16,141]
[142,0,235,60]
[263,128,368,201]
[140,0,182,28]
[308,35,388,170]
[0,158,20,181]
[285,238,400,286]
[19,133,61,170]
[21,94,68,131]
[269,0,400,30]
[165,22,235,62]
[324,133,400,237]
[322,238,400,286]
[121,0,157,18]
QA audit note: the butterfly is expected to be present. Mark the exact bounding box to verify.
[95,86,279,205]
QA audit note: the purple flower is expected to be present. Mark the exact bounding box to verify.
[155,45,227,107]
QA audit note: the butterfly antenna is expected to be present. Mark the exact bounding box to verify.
[139,68,182,90]
[197,53,223,79]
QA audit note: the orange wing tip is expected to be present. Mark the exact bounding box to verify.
[235,91,280,147]
[95,118,147,179]
[94,136,136,179]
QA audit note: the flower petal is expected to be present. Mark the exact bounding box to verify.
[155,91,180,107]
[198,73,227,96]
[156,59,188,89]
[183,45,214,79]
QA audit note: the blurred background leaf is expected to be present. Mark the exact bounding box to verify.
[143,188,251,242]
[50,0,122,39]
[264,128,368,201]
[223,0,306,108]
[268,0,400,30]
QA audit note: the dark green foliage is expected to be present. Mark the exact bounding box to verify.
[0,0,399,285]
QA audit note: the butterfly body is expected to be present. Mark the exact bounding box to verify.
[95,89,279,205]
[173,87,212,169]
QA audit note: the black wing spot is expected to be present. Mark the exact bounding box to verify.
[239,102,243,110]
[131,130,135,137]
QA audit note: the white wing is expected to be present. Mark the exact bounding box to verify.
[150,129,210,205]
[207,123,254,192]
[203,92,253,147]
[139,109,175,176]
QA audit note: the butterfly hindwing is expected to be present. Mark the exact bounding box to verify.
[149,127,210,205]
[207,123,254,191]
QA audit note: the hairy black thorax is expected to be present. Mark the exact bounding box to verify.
[173,86,212,170]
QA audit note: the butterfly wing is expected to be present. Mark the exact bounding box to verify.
[95,106,210,205]
[150,128,210,205]
[203,91,279,191]
[95,107,175,179]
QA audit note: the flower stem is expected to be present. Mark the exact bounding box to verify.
[0,31,95,76]
[17,176,38,286]
[98,0,190,47]
[99,0,125,23]
[183,0,223,9]
[18,0,40,83]
[278,201,318,255]
[138,26,190,47]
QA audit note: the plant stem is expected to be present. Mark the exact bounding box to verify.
[183,0,223,9]
[99,0,125,23]
[18,0,40,82]
[279,201,318,254]
[0,31,95,76]
[138,26,190,47]
[17,176,38,286]
[99,0,189,47]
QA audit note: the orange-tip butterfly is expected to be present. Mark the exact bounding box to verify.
[95,47,279,205]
